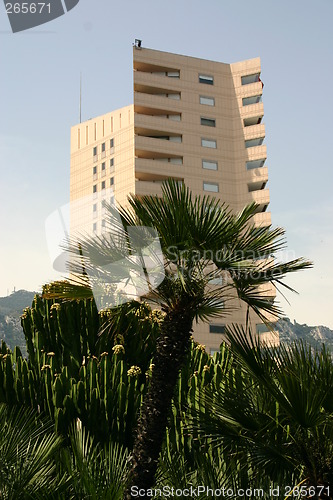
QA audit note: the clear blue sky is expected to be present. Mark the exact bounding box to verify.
[0,0,332,327]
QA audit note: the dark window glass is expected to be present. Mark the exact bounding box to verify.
[201,117,216,127]
[199,74,214,85]
[209,324,225,334]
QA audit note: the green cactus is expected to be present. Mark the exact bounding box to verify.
[1,293,238,457]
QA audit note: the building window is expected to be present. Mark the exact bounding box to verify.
[101,219,106,232]
[101,162,106,176]
[200,96,215,106]
[110,177,114,186]
[110,138,114,150]
[242,95,262,106]
[201,117,216,127]
[167,71,180,78]
[110,158,114,169]
[199,74,214,85]
[93,166,97,180]
[101,142,106,158]
[93,146,97,160]
[110,195,115,205]
[93,222,97,233]
[93,203,97,218]
[101,181,106,190]
[201,138,217,149]
[209,324,225,334]
[241,73,260,85]
[245,138,264,148]
[202,160,218,171]
[93,184,97,193]
[204,182,219,193]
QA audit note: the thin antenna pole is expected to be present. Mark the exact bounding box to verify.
[79,72,82,123]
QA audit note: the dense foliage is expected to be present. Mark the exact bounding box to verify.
[0,294,332,498]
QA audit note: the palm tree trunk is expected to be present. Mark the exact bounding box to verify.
[124,304,193,499]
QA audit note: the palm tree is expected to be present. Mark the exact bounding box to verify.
[192,328,333,496]
[44,179,311,497]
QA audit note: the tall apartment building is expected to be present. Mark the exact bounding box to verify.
[70,46,276,353]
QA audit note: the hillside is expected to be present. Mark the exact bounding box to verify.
[0,289,36,315]
[276,317,333,351]
[0,290,35,355]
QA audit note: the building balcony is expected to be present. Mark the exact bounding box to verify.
[135,135,183,157]
[246,158,266,170]
[249,188,270,206]
[246,144,267,160]
[134,70,181,93]
[245,137,264,149]
[134,113,182,135]
[135,157,183,179]
[238,80,263,97]
[252,212,271,227]
[243,115,264,128]
[135,179,164,197]
[134,105,181,119]
[241,73,261,86]
[241,101,264,119]
[243,123,265,140]
[246,166,268,187]
[134,92,182,114]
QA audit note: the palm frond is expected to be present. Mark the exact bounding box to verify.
[0,404,65,499]
[66,423,129,500]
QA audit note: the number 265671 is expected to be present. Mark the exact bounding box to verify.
[6,3,51,14]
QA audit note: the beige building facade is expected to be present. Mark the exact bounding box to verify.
[70,46,277,353]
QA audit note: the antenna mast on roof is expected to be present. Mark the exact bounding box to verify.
[79,72,82,123]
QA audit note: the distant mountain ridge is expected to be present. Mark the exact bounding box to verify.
[0,290,36,355]
[275,317,333,351]
[0,290,36,315]
[0,290,332,353]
